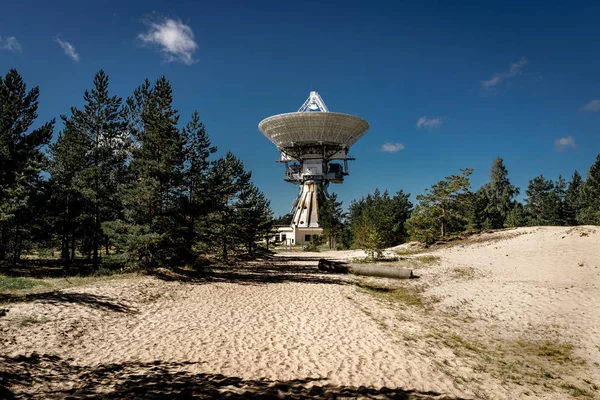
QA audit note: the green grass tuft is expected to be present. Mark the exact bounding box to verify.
[0,275,43,291]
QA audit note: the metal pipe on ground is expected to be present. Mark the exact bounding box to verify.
[318,259,414,279]
[348,264,413,279]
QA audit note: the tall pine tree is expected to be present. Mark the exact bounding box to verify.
[0,69,54,263]
[478,157,519,229]
[60,70,129,269]
[106,76,187,266]
[578,154,600,225]
[182,111,217,256]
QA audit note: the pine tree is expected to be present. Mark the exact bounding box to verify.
[524,175,559,225]
[479,157,519,228]
[564,170,583,225]
[578,154,600,224]
[48,125,88,263]
[505,202,528,227]
[347,189,412,249]
[105,76,187,266]
[182,111,217,256]
[236,183,273,255]
[61,70,129,269]
[205,151,252,261]
[407,168,473,240]
[554,175,567,225]
[319,193,344,249]
[0,69,54,263]
[353,212,384,258]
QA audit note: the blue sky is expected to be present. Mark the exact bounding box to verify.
[1,0,599,215]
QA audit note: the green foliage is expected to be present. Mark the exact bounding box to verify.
[202,152,272,261]
[319,193,344,249]
[57,70,129,269]
[405,204,439,245]
[348,189,413,250]
[505,202,528,228]
[303,235,323,252]
[406,168,473,243]
[524,175,561,225]
[272,213,293,226]
[565,170,584,225]
[476,157,520,229]
[0,275,42,291]
[578,154,600,225]
[0,69,55,264]
[353,213,385,258]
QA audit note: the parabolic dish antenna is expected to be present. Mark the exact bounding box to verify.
[257,91,370,245]
[258,112,370,152]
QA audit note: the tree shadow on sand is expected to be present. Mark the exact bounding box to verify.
[0,353,465,400]
[0,259,100,278]
[0,291,137,314]
[151,256,349,286]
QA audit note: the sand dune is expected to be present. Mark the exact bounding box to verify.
[1,226,599,399]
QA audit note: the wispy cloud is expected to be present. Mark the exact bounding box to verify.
[416,116,443,130]
[554,136,576,152]
[481,57,528,93]
[0,36,22,52]
[138,17,197,65]
[380,142,405,153]
[581,99,600,112]
[54,37,80,62]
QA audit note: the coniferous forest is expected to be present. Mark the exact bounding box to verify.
[0,69,273,269]
[1,68,600,270]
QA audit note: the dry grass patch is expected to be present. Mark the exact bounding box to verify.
[427,324,596,398]
[355,281,427,309]
[395,249,422,256]
[452,267,477,280]
[414,255,440,265]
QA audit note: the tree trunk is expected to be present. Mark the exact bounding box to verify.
[92,209,99,270]
[441,206,447,237]
[12,223,20,266]
[61,232,69,262]
[71,235,75,261]
[0,224,6,261]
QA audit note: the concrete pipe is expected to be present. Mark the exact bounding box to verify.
[348,264,414,279]
[318,259,414,279]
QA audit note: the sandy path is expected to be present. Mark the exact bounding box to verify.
[1,264,458,399]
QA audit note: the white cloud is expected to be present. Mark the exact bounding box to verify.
[481,57,528,92]
[416,116,443,130]
[582,99,600,112]
[138,17,197,65]
[380,142,405,153]
[554,136,576,152]
[54,37,80,62]
[0,36,22,52]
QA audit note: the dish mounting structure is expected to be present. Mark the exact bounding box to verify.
[258,91,369,244]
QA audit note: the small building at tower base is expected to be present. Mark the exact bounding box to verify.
[274,226,323,246]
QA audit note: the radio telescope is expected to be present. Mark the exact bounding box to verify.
[259,91,370,245]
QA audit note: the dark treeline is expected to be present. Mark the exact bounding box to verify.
[316,156,600,254]
[0,69,273,269]
[2,69,599,266]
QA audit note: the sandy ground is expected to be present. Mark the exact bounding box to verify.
[1,226,599,399]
